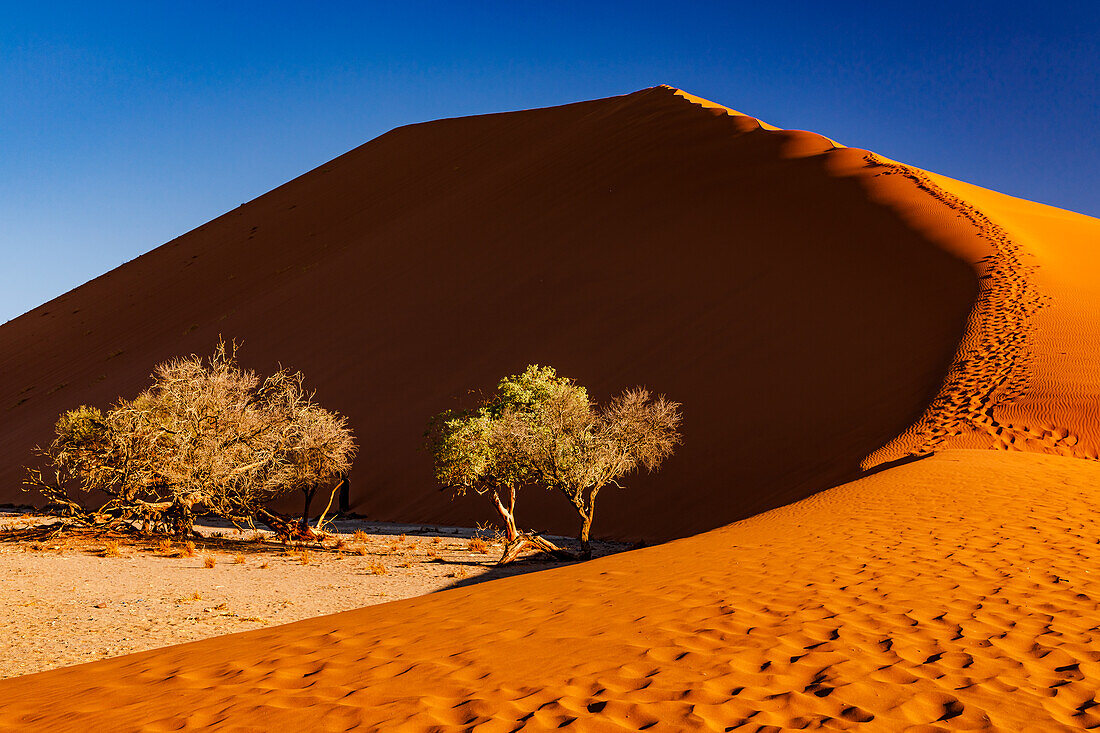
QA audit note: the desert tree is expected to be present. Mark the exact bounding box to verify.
[426,366,570,563]
[22,340,356,540]
[508,370,682,557]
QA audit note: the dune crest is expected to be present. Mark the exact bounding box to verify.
[0,85,990,540]
[4,87,1100,729]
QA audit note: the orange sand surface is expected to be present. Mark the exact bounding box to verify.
[4,87,1100,729]
[4,450,1099,731]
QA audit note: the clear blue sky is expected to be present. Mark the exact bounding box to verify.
[2,2,1097,323]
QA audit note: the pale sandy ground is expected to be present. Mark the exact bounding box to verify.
[0,512,624,679]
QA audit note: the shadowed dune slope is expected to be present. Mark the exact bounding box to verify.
[0,86,987,541]
[5,450,1100,731]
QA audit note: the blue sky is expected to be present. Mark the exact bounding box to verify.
[2,2,1097,323]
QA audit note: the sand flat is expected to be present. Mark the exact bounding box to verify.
[3,450,1098,730]
[0,517,622,679]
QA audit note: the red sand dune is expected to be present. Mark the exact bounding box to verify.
[0,85,989,541]
[4,87,1100,729]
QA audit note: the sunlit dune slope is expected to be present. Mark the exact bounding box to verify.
[5,450,1100,731]
[857,163,1100,468]
[0,86,987,540]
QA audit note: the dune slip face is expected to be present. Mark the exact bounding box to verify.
[1,85,990,541]
[3,450,1100,731]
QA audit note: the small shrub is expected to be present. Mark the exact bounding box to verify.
[353,530,369,543]
[398,533,406,543]
[259,561,269,569]
[102,541,120,557]
[203,554,216,568]
[368,561,386,575]
[355,546,369,556]
[333,538,346,550]
[467,538,489,553]
[156,539,173,554]
[233,554,245,564]
[181,541,197,557]
[298,549,312,565]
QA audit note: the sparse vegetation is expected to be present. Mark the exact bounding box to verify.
[429,366,681,559]
[21,340,356,542]
[203,554,217,569]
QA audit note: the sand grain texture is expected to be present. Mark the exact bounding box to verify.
[3,451,1100,731]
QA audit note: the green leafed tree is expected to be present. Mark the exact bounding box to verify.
[428,365,682,560]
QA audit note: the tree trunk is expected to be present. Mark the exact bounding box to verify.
[579,508,594,559]
[498,533,574,564]
[301,486,316,531]
[337,476,350,514]
[257,507,319,541]
[490,489,519,542]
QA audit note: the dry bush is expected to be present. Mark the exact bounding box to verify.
[203,554,216,568]
[233,554,245,564]
[398,533,406,543]
[298,549,312,565]
[172,540,197,558]
[467,537,489,553]
[156,539,173,554]
[353,530,369,543]
[101,541,120,557]
[332,538,346,550]
[431,536,442,546]
[368,561,386,575]
[25,340,357,540]
[355,546,369,556]
[259,560,269,569]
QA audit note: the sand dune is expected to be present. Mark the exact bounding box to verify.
[4,450,1099,730]
[0,85,987,541]
[5,87,1100,729]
